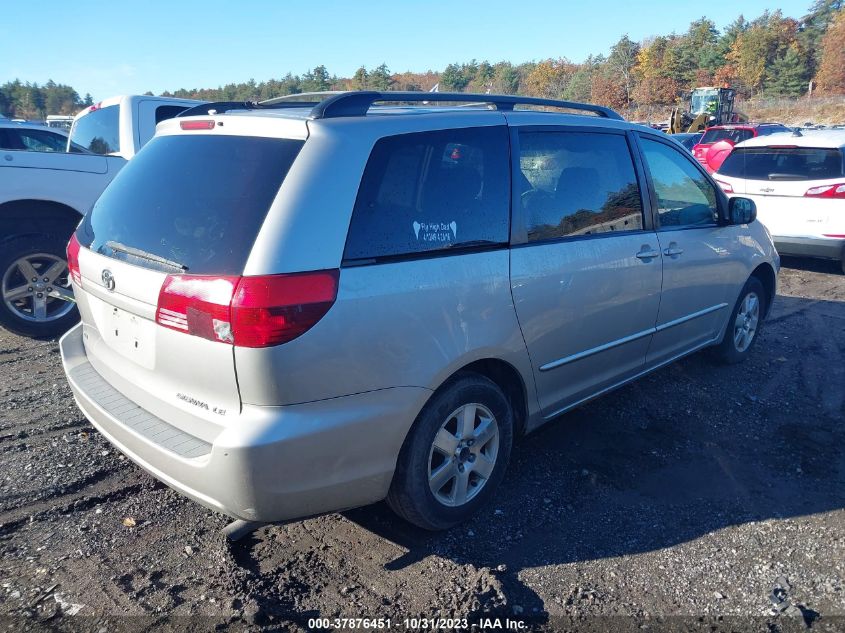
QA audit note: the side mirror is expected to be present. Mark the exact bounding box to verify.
[728,197,757,225]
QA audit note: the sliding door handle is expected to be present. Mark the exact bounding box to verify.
[636,247,660,260]
[663,242,684,257]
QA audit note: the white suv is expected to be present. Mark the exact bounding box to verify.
[715,129,845,273]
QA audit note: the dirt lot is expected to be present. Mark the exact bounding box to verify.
[0,258,843,632]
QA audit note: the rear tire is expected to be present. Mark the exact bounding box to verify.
[713,276,765,364]
[0,234,79,339]
[387,373,513,531]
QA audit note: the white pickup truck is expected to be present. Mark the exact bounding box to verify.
[0,95,201,337]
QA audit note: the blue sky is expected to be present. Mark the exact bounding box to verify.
[1,0,813,100]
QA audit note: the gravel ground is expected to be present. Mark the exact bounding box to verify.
[0,257,843,632]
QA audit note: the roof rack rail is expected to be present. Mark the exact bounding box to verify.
[176,101,260,118]
[308,91,624,121]
[177,96,335,118]
[259,91,343,106]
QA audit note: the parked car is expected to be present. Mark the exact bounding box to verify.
[0,121,74,153]
[45,115,75,130]
[692,123,791,173]
[0,95,201,338]
[715,129,845,273]
[60,91,778,531]
[671,131,703,151]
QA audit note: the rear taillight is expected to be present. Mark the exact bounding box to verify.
[155,270,339,348]
[714,179,733,193]
[804,183,845,199]
[230,272,339,348]
[67,234,82,286]
[156,275,239,342]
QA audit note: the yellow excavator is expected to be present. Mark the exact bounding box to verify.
[668,87,748,133]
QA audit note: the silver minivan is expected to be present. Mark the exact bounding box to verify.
[60,92,779,530]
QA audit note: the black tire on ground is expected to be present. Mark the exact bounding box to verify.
[712,276,766,365]
[387,372,513,531]
[0,234,79,339]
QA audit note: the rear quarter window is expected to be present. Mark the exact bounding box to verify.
[77,134,304,274]
[344,126,510,262]
[69,105,120,154]
[719,147,845,181]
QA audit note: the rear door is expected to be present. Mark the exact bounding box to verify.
[636,133,739,365]
[73,131,304,438]
[718,145,845,239]
[509,127,662,417]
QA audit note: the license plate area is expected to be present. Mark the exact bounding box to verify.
[103,305,156,369]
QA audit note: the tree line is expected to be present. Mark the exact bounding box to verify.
[0,80,93,120]
[2,0,843,121]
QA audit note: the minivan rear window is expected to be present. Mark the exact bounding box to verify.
[77,135,303,274]
[718,147,844,181]
[69,105,120,154]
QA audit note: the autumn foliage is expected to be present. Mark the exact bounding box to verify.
[2,2,844,120]
[815,9,845,93]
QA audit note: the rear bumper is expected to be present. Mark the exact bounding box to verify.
[60,323,431,522]
[773,235,845,261]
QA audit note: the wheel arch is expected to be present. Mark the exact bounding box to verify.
[0,199,83,242]
[435,357,530,438]
[750,262,776,318]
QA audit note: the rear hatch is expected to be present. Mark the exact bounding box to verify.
[716,145,845,238]
[72,125,305,438]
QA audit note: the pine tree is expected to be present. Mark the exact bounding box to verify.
[766,46,810,96]
[369,64,393,91]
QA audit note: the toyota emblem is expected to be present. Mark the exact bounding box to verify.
[101,269,116,291]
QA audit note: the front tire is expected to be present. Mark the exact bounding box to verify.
[387,373,513,530]
[713,276,765,364]
[0,234,78,338]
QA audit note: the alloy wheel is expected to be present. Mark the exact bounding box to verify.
[1,253,75,323]
[733,291,760,353]
[428,403,499,507]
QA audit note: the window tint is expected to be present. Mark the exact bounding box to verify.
[641,138,718,228]
[18,129,67,152]
[700,128,754,145]
[0,128,66,152]
[0,129,25,150]
[69,105,120,154]
[155,105,188,125]
[344,126,510,261]
[518,131,644,242]
[718,147,844,181]
[77,135,303,274]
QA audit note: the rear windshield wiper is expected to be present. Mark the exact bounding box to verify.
[101,241,188,272]
[767,173,805,181]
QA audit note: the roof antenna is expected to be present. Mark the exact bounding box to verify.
[792,128,803,137]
